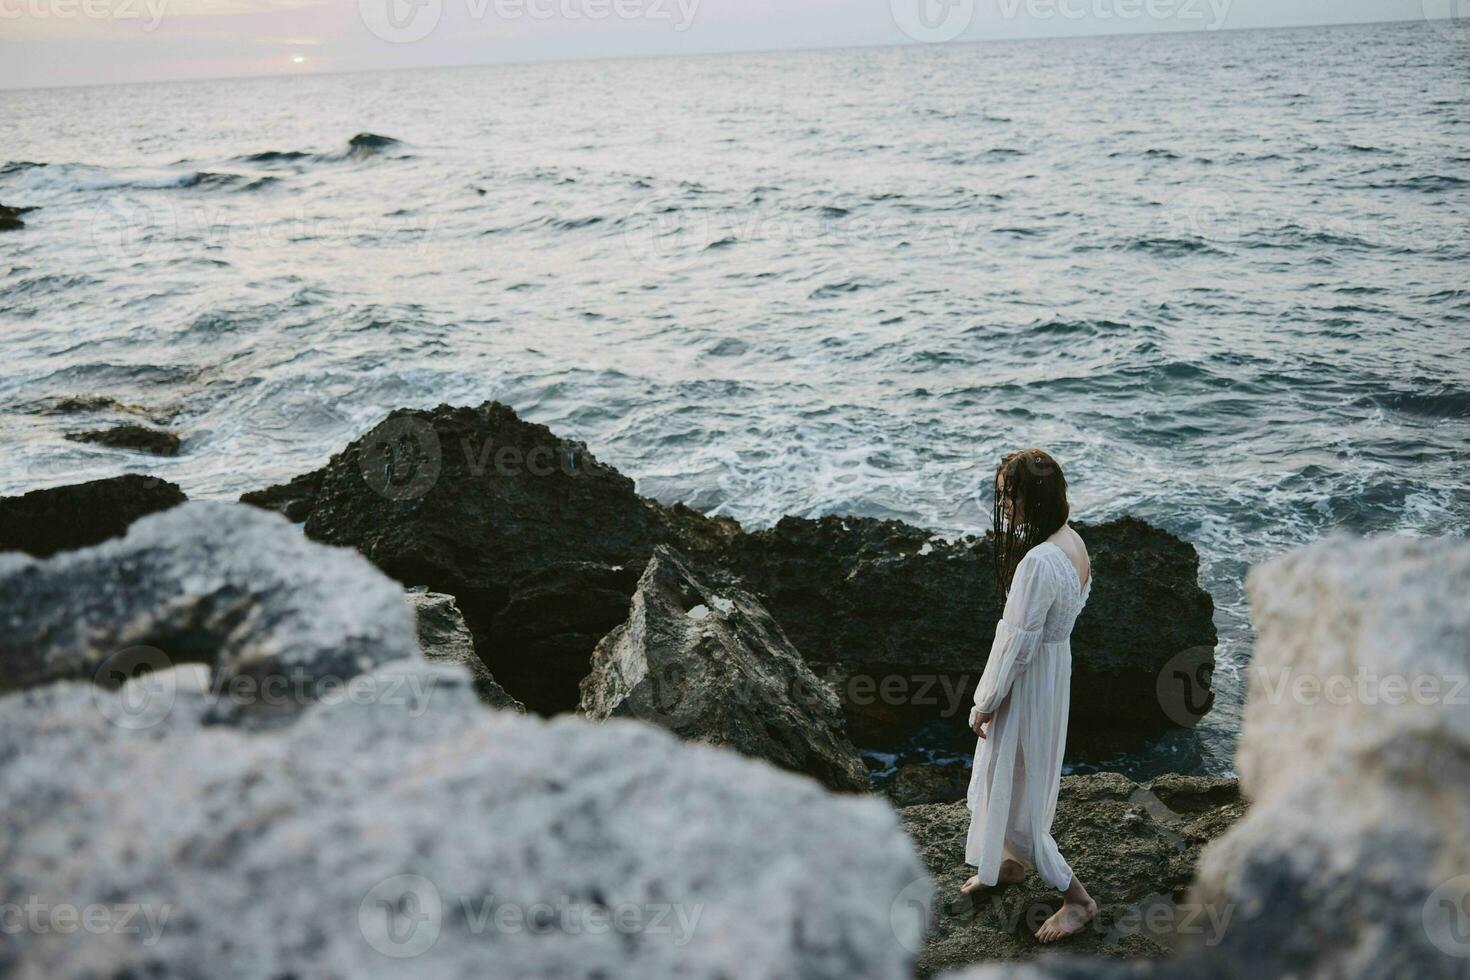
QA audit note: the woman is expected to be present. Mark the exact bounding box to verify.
[960,449,1098,944]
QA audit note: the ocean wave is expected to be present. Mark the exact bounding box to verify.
[230,133,408,169]
[1360,174,1469,193]
[1355,385,1470,420]
[2,163,279,196]
[1117,237,1226,257]
[0,160,46,178]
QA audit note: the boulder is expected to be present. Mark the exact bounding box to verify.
[241,402,738,712]
[487,561,643,714]
[1186,535,1470,978]
[0,474,187,557]
[724,515,1217,749]
[0,661,927,979]
[66,423,181,456]
[0,202,30,231]
[580,546,869,793]
[405,586,524,712]
[906,773,1245,977]
[0,502,420,725]
[240,403,1215,752]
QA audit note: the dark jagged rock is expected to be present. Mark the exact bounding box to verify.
[904,773,1245,977]
[580,546,869,793]
[241,403,1212,748]
[348,132,400,152]
[405,587,525,713]
[486,561,643,714]
[66,423,181,456]
[0,202,33,231]
[724,515,1216,748]
[0,475,187,558]
[241,402,739,714]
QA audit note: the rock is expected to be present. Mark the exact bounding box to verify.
[0,474,187,557]
[487,561,643,714]
[241,403,738,712]
[240,403,1214,751]
[405,586,524,712]
[0,202,31,231]
[1185,536,1470,978]
[0,502,420,725]
[579,546,869,793]
[724,515,1217,749]
[0,660,927,979]
[904,773,1245,977]
[888,762,972,807]
[65,423,181,456]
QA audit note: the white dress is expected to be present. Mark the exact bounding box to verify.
[965,541,1091,890]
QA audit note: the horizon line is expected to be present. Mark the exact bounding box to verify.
[0,13,1438,94]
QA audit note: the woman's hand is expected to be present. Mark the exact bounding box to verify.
[969,707,994,738]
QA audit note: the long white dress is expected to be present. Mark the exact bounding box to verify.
[965,541,1091,890]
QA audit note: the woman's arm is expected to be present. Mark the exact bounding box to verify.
[971,551,1055,718]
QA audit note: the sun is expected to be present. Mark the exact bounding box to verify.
[291,54,307,65]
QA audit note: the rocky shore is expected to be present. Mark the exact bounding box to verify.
[2,401,1461,978]
[236,402,1218,757]
[905,773,1245,975]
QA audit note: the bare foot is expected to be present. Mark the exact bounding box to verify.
[959,859,1025,896]
[1035,897,1098,942]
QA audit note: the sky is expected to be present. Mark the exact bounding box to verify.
[0,0,1455,90]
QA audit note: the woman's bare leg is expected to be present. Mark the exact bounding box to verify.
[960,858,1025,895]
[1034,875,1098,942]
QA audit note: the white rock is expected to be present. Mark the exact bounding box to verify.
[0,662,927,979]
[0,502,421,726]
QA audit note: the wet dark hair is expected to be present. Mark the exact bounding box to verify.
[993,449,1070,602]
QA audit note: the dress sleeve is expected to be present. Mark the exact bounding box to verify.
[973,550,1055,713]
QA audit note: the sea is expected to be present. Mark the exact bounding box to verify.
[3,18,1467,779]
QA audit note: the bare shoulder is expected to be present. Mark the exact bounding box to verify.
[1050,524,1091,583]
[1065,523,1088,560]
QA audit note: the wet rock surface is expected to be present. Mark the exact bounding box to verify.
[0,661,927,980]
[905,773,1245,977]
[580,545,869,792]
[65,423,181,456]
[725,514,1217,747]
[0,474,187,557]
[0,202,33,230]
[241,403,738,714]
